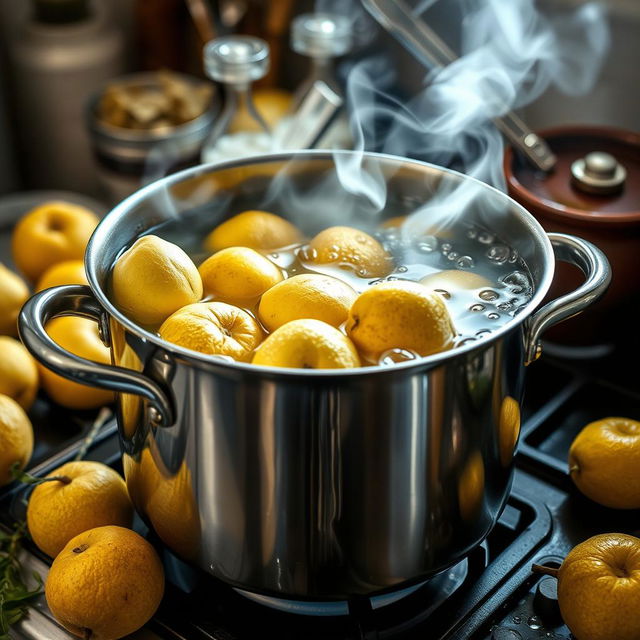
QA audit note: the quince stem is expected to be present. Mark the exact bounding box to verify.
[10,463,71,486]
[531,563,559,578]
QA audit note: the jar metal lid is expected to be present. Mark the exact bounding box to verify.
[204,36,270,85]
[291,13,352,58]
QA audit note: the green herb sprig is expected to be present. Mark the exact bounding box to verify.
[0,522,43,639]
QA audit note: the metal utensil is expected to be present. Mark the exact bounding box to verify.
[278,80,344,150]
[362,0,557,172]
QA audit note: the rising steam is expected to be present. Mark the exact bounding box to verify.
[317,0,609,231]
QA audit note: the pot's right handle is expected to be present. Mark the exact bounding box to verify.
[525,232,611,365]
[19,284,174,427]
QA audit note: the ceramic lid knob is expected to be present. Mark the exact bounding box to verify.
[571,151,627,195]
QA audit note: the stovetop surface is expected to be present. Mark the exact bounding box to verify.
[2,347,640,640]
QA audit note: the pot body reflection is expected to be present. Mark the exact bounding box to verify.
[114,319,521,597]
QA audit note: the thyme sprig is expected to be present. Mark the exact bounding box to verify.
[0,522,43,639]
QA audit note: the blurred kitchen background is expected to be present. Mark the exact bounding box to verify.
[0,0,637,201]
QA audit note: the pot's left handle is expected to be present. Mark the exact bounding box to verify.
[19,285,174,427]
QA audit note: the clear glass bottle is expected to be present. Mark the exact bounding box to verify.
[201,36,272,163]
[291,13,352,107]
[289,13,353,149]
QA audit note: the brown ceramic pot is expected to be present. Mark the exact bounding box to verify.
[504,125,640,348]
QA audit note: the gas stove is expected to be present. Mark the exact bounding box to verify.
[2,347,640,640]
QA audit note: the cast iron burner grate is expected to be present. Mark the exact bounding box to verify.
[144,487,550,640]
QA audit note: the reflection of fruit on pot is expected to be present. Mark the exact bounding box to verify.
[11,201,99,282]
[0,394,33,487]
[27,461,133,558]
[569,417,640,509]
[38,317,113,410]
[535,533,640,640]
[45,525,164,640]
[498,396,521,467]
[112,235,203,327]
[204,210,302,253]
[0,263,29,336]
[0,336,39,410]
[125,449,201,561]
[457,451,485,522]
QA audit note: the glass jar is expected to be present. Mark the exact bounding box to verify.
[200,36,274,164]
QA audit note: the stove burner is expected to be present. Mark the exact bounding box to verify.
[234,560,468,616]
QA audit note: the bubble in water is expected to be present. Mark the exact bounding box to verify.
[470,303,485,312]
[417,238,437,253]
[509,249,519,263]
[396,266,408,273]
[479,289,499,301]
[441,242,453,255]
[380,348,417,365]
[475,329,492,338]
[387,276,399,281]
[271,253,279,259]
[299,246,317,261]
[446,251,460,261]
[502,271,531,294]
[358,268,368,276]
[434,289,451,299]
[527,616,541,630]
[456,255,475,268]
[487,244,510,264]
[487,312,500,320]
[478,231,495,244]
[512,615,522,624]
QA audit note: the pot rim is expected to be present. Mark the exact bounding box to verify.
[504,124,640,226]
[86,150,555,377]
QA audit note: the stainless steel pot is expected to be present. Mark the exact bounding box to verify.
[18,152,610,600]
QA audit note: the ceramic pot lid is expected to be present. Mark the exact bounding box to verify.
[504,125,640,227]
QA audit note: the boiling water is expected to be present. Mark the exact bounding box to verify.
[134,217,534,367]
